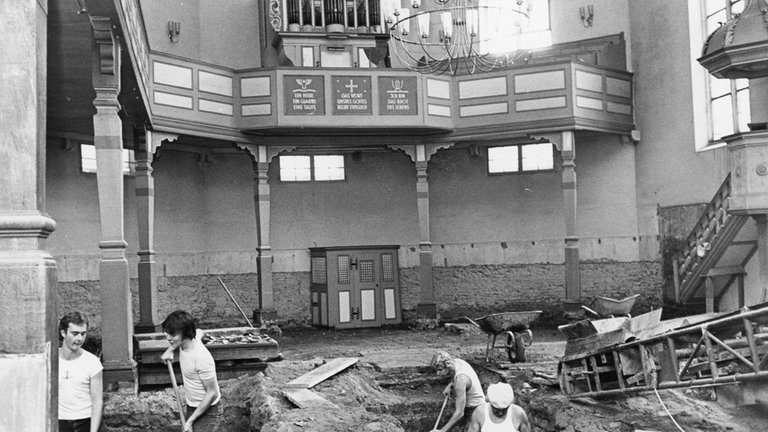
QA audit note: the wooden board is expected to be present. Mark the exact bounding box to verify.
[284,357,359,389]
[283,388,338,409]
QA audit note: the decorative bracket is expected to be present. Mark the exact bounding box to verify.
[387,142,456,162]
[146,131,177,156]
[387,145,418,162]
[528,132,566,151]
[90,17,118,76]
[269,0,282,31]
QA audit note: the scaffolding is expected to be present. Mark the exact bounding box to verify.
[558,303,768,398]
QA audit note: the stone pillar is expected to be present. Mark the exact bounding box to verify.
[0,1,57,430]
[415,145,437,318]
[134,127,160,333]
[560,131,582,309]
[91,17,136,388]
[239,144,277,325]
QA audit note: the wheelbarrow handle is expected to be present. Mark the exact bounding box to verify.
[460,316,482,329]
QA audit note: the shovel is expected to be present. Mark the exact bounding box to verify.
[433,393,449,430]
[166,360,187,431]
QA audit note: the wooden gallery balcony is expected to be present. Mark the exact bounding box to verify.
[148,55,634,143]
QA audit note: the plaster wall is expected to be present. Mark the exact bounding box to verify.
[428,136,640,265]
[269,149,420,272]
[549,0,631,71]
[139,0,261,70]
[46,145,262,281]
[629,0,730,261]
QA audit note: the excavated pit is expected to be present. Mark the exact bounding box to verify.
[100,326,768,431]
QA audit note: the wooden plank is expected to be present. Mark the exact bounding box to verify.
[283,388,338,409]
[285,357,359,389]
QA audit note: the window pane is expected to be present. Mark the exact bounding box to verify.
[526,0,551,32]
[709,76,731,98]
[737,87,751,132]
[705,0,724,16]
[488,146,518,173]
[730,0,744,15]
[521,143,554,171]
[711,95,734,139]
[80,143,97,173]
[280,155,312,181]
[481,0,551,53]
[706,10,727,32]
[122,149,134,174]
[314,155,345,181]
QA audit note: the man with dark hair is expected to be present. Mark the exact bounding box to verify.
[161,310,221,432]
[429,350,485,432]
[58,311,103,432]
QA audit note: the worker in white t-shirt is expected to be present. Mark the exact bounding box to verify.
[161,310,221,432]
[58,311,103,432]
[467,382,530,432]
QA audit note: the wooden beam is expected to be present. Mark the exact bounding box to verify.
[285,357,359,389]
[706,266,744,277]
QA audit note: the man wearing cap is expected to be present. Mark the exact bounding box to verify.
[429,351,486,432]
[467,382,530,432]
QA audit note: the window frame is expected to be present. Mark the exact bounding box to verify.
[486,142,556,176]
[704,0,750,147]
[279,154,347,182]
[79,143,135,176]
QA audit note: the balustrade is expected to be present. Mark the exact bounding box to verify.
[675,174,733,293]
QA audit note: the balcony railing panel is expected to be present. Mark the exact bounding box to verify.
[147,53,633,140]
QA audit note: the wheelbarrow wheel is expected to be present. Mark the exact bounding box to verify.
[505,332,527,363]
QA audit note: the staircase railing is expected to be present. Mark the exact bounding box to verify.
[672,174,737,303]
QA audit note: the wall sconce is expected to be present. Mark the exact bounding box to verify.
[168,21,181,43]
[579,5,594,28]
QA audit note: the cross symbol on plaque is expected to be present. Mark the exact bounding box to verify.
[345,79,358,93]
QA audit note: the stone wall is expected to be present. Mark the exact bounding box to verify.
[59,261,662,337]
[401,261,662,322]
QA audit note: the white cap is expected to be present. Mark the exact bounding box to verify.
[487,382,515,409]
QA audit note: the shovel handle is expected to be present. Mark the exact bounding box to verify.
[433,393,449,430]
[166,360,187,431]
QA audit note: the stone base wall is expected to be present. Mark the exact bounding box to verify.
[57,274,262,338]
[401,261,663,323]
[58,261,662,337]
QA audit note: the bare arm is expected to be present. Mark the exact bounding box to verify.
[437,375,470,432]
[513,404,531,432]
[466,403,485,432]
[89,371,103,432]
[184,376,220,432]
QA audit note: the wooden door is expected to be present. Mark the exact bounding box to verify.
[325,246,401,328]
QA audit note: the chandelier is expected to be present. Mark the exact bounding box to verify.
[386,0,532,75]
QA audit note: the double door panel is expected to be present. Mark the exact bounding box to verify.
[327,249,400,328]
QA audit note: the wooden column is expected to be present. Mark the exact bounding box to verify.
[560,131,582,307]
[239,144,277,324]
[415,144,437,318]
[134,127,160,333]
[91,17,136,388]
[704,276,715,313]
[0,0,58,429]
[755,215,768,303]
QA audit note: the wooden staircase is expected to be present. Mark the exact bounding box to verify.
[671,174,757,310]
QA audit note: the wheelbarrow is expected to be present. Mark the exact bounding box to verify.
[461,311,542,363]
[581,294,640,318]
